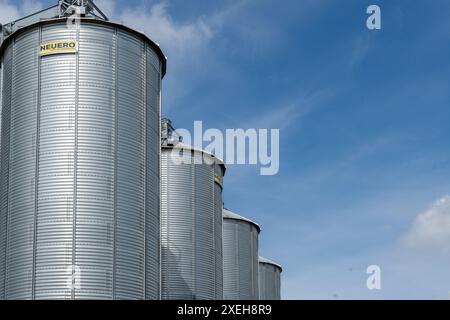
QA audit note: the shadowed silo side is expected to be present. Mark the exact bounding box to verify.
[223,209,259,300]
[0,9,165,299]
[161,120,225,299]
[258,257,282,300]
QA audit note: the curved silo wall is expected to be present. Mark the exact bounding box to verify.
[0,18,164,300]
[258,258,282,300]
[223,209,259,300]
[161,146,225,300]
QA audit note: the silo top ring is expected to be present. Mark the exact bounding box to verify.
[223,208,261,233]
[259,256,283,271]
[162,143,226,174]
[0,17,167,78]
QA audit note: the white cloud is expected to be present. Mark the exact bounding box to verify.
[119,2,213,62]
[93,0,116,20]
[112,1,217,109]
[402,195,450,252]
[20,0,43,16]
[1,0,218,110]
[0,0,44,24]
[1,0,213,60]
[0,1,20,24]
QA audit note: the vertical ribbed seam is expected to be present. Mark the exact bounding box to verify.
[0,50,4,300]
[143,43,147,299]
[32,26,42,300]
[234,222,239,299]
[255,231,259,299]
[212,166,216,299]
[3,38,15,299]
[158,61,162,300]
[0,56,2,299]
[161,151,165,299]
[251,229,255,299]
[220,203,224,300]
[192,153,196,299]
[0,47,3,152]
[71,24,80,300]
[162,151,167,299]
[112,27,118,300]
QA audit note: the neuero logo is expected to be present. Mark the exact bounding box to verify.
[40,41,78,56]
[214,173,223,187]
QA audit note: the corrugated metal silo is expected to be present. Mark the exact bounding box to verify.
[258,256,282,300]
[223,208,260,300]
[161,119,225,299]
[0,1,165,300]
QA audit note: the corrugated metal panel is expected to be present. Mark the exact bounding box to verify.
[0,20,162,300]
[0,44,13,300]
[145,46,161,300]
[114,29,146,300]
[258,260,281,300]
[5,28,39,300]
[223,210,259,300]
[161,149,224,300]
[214,166,224,300]
[194,161,215,298]
[0,50,3,157]
[75,23,115,300]
[36,23,76,300]
[161,152,195,299]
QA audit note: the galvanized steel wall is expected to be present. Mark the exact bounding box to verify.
[223,209,259,300]
[161,147,224,300]
[0,19,163,300]
[0,56,2,156]
[258,258,282,300]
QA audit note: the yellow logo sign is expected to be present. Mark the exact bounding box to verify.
[214,173,223,187]
[40,41,78,56]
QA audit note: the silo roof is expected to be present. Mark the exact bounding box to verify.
[259,256,283,271]
[162,143,226,173]
[223,208,261,232]
[0,17,167,77]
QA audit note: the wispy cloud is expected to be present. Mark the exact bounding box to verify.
[402,195,450,253]
[102,1,213,64]
[348,34,372,67]
[245,103,303,131]
[0,0,20,23]
[20,0,43,16]
[93,0,116,19]
[99,0,223,110]
[0,0,44,24]
[239,87,338,131]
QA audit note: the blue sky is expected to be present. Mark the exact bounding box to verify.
[2,0,450,299]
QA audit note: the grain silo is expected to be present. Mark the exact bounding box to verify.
[223,208,260,300]
[258,257,282,300]
[160,119,225,300]
[0,0,165,299]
